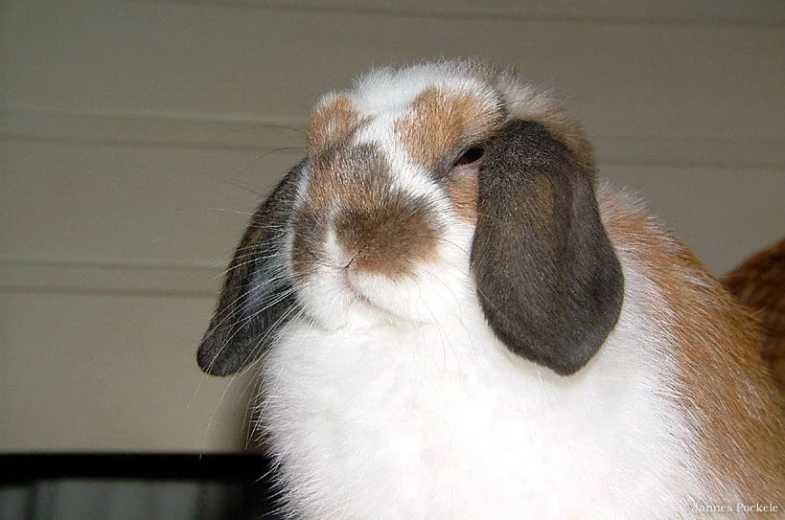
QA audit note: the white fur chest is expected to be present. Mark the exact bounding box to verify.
[259,279,706,520]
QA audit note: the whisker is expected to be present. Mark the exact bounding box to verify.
[209,251,290,283]
[204,208,256,217]
[203,266,288,334]
[229,147,306,184]
[218,177,269,198]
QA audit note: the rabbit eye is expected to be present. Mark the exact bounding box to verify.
[453,146,485,167]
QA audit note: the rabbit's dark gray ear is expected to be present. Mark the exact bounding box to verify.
[471,121,624,376]
[197,162,304,376]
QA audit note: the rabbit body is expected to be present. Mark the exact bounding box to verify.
[198,60,785,519]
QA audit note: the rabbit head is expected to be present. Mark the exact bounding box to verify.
[197,60,623,377]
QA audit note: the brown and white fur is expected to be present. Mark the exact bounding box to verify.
[197,60,785,519]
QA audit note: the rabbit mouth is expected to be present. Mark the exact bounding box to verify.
[337,266,416,323]
[338,267,375,308]
[339,265,465,326]
[294,261,447,331]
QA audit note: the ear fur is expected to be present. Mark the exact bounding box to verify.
[197,162,304,376]
[471,121,624,375]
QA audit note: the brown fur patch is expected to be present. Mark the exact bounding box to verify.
[293,143,439,281]
[445,173,479,222]
[599,187,785,504]
[396,88,504,171]
[723,237,785,394]
[336,196,438,280]
[307,95,365,155]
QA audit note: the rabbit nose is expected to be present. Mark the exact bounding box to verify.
[333,200,439,281]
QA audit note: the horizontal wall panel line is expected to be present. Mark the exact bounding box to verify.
[136,0,785,26]
[4,106,785,169]
[0,258,224,297]
[0,106,306,153]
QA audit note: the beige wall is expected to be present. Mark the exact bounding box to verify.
[1,0,784,451]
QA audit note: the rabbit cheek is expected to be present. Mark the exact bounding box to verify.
[290,210,325,282]
[289,209,360,329]
[444,173,479,222]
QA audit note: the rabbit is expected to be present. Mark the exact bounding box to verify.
[197,59,785,519]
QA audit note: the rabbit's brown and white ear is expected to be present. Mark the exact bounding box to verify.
[470,120,624,376]
[196,162,304,376]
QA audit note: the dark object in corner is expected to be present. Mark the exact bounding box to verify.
[0,453,282,520]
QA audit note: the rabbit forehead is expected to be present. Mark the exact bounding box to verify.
[308,63,504,159]
[349,63,496,116]
[350,66,504,167]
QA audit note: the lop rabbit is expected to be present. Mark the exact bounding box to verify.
[198,60,785,519]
